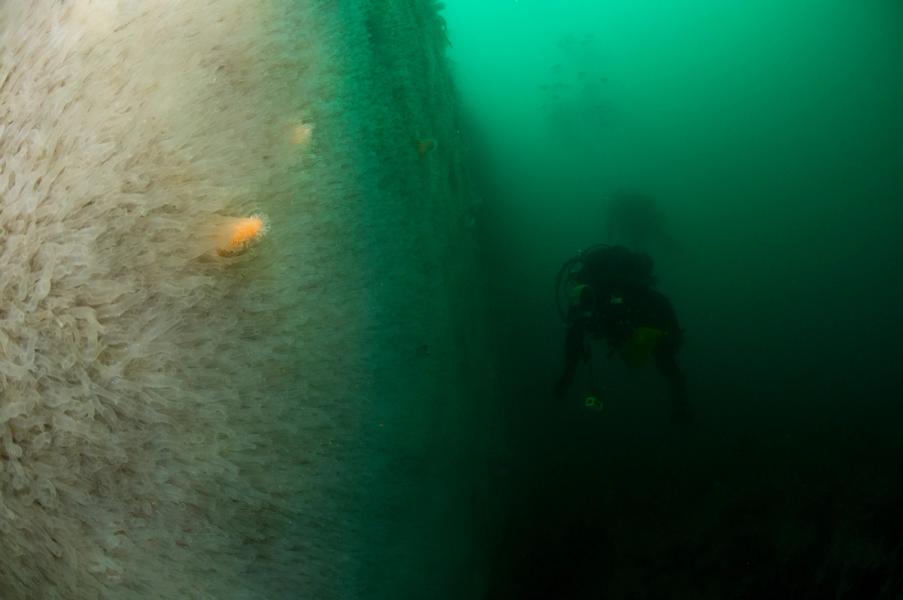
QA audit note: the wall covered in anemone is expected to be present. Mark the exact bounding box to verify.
[0,1,492,598]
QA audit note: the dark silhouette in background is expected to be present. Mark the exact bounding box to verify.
[554,244,691,422]
[604,191,676,252]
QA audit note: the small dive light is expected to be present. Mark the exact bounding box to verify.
[584,395,604,411]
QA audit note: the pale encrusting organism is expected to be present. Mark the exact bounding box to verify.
[0,1,492,599]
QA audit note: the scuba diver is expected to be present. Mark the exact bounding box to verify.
[554,244,691,423]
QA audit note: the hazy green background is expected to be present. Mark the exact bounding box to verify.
[443,1,903,597]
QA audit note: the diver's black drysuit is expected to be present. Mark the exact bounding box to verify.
[554,245,691,422]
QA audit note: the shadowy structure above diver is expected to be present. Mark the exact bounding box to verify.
[604,191,676,252]
[554,244,691,423]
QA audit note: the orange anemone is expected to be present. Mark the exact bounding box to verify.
[218,215,266,257]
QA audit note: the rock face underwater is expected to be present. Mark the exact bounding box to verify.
[0,1,492,598]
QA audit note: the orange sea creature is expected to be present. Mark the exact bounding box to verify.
[217,215,267,257]
[416,138,437,157]
[290,122,314,146]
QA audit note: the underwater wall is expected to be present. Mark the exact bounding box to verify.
[0,1,491,598]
